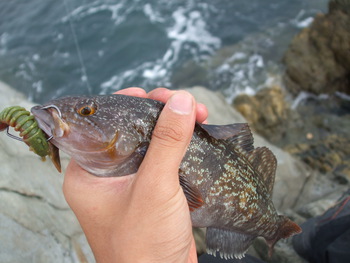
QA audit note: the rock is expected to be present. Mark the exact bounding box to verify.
[280,94,350,177]
[233,85,294,144]
[171,60,210,89]
[253,237,305,263]
[0,81,94,263]
[283,0,350,95]
[232,81,350,180]
[285,135,350,175]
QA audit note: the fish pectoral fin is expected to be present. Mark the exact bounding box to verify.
[179,175,204,211]
[206,227,255,260]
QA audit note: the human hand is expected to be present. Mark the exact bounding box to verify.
[63,88,208,263]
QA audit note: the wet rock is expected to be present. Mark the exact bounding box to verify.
[253,237,305,263]
[232,82,350,180]
[281,94,350,177]
[233,85,294,144]
[283,0,350,95]
[171,60,210,89]
[284,135,350,176]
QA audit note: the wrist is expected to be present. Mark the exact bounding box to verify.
[106,233,195,263]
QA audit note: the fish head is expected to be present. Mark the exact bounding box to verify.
[31,95,149,176]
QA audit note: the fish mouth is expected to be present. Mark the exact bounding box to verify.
[31,106,54,138]
[31,105,69,138]
[31,105,64,172]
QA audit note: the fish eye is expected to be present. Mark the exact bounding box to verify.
[78,105,96,116]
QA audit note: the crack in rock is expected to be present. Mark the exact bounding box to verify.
[0,187,69,211]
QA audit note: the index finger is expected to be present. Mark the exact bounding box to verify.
[113,87,147,98]
[148,88,208,123]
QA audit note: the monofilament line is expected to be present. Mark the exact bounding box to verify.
[63,0,93,95]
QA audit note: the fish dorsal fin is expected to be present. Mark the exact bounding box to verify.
[199,123,254,154]
[199,123,276,193]
[248,147,277,194]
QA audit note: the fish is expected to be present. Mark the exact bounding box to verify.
[31,94,301,259]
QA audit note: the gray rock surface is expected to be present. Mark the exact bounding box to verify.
[0,81,94,263]
[0,82,346,262]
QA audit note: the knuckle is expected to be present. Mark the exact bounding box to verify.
[152,121,186,147]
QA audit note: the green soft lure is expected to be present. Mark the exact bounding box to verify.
[0,106,61,172]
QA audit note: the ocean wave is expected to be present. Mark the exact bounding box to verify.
[169,8,221,54]
[0,0,329,103]
[218,52,268,103]
[143,3,165,24]
[292,92,330,109]
[0,32,9,55]
[292,91,350,110]
[100,4,221,93]
[61,0,130,25]
[291,9,314,28]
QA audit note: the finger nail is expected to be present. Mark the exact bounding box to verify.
[168,91,193,115]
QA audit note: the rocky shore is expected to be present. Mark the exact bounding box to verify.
[231,1,350,260]
[1,81,347,263]
[233,0,350,184]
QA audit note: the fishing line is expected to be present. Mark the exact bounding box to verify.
[62,0,93,95]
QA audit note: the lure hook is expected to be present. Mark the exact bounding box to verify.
[6,126,53,142]
[38,105,61,142]
[6,126,24,142]
[41,105,62,118]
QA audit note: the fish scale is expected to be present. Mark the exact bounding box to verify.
[31,94,301,259]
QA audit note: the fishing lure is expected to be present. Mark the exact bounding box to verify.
[0,106,61,172]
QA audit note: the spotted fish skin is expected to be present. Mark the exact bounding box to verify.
[31,94,301,259]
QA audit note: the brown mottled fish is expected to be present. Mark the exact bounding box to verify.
[31,94,301,259]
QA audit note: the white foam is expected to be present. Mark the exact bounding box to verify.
[100,68,137,94]
[296,17,314,28]
[0,32,9,55]
[98,50,104,57]
[91,2,222,95]
[143,3,165,23]
[168,8,221,54]
[227,52,247,63]
[62,1,127,25]
[141,7,221,81]
[32,80,43,93]
[142,65,167,79]
[219,52,269,103]
[32,54,40,61]
[335,91,350,101]
[292,91,330,109]
[291,9,314,28]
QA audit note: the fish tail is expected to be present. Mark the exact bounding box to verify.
[266,215,302,257]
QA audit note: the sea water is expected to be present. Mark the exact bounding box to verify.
[0,0,327,103]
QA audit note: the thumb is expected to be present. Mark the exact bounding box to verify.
[138,91,196,187]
